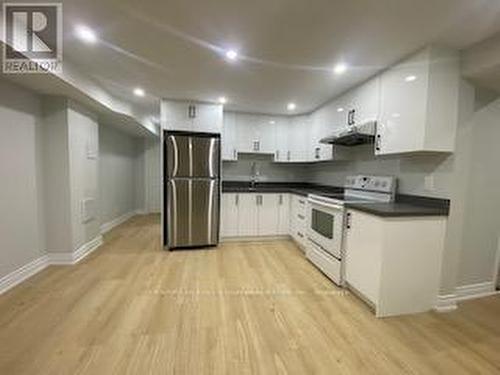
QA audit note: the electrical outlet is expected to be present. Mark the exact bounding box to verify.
[424,175,435,191]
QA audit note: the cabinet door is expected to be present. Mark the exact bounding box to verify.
[289,116,311,162]
[221,194,239,237]
[274,118,290,162]
[256,117,276,154]
[222,112,237,161]
[352,77,380,124]
[193,103,223,133]
[257,194,280,236]
[161,101,193,131]
[235,114,254,153]
[344,210,383,304]
[237,194,259,236]
[377,52,428,155]
[277,194,290,235]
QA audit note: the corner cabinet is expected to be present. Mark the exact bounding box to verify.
[376,46,459,155]
[161,100,223,134]
[344,209,447,317]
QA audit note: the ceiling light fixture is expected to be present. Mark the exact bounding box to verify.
[225,50,238,61]
[133,88,145,97]
[333,63,347,75]
[337,107,344,112]
[75,25,97,44]
[405,75,417,82]
[218,96,227,104]
[287,103,296,111]
[269,120,276,125]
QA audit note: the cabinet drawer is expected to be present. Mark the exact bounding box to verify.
[291,195,307,216]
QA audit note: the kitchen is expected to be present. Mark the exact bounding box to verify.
[1,1,500,373]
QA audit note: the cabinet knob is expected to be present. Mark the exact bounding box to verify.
[346,212,352,229]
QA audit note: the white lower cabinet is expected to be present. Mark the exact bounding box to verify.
[221,193,290,238]
[290,195,308,249]
[220,193,239,237]
[344,209,447,317]
[277,194,290,235]
[237,194,259,236]
[258,194,280,236]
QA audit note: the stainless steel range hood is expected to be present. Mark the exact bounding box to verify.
[320,120,377,146]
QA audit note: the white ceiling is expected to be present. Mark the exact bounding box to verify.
[39,0,500,115]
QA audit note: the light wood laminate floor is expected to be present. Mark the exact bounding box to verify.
[0,214,499,374]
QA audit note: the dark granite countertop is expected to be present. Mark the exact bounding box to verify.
[222,181,450,218]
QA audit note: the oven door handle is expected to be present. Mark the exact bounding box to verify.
[307,198,343,211]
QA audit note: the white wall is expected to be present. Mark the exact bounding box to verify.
[144,138,161,213]
[223,154,309,182]
[67,102,100,250]
[99,124,140,225]
[0,79,45,278]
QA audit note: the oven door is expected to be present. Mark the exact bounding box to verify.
[307,198,344,259]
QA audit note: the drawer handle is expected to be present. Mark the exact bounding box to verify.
[297,232,304,238]
[298,199,305,204]
[298,214,305,220]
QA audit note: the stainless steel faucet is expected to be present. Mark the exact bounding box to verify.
[250,162,259,190]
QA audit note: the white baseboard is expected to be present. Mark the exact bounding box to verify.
[434,294,458,312]
[48,235,103,265]
[0,255,49,295]
[455,281,498,301]
[0,236,104,295]
[100,211,137,234]
[435,281,499,312]
[221,235,290,243]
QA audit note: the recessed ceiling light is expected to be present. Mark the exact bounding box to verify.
[133,88,145,97]
[333,63,347,75]
[75,25,97,44]
[225,50,238,61]
[218,96,227,104]
[269,120,276,124]
[405,75,417,82]
[287,103,296,111]
[337,107,344,112]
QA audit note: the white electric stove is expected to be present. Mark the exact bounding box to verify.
[306,175,396,285]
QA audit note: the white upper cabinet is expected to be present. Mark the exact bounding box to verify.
[288,115,311,162]
[376,46,459,155]
[234,113,276,154]
[161,100,223,133]
[273,117,290,162]
[351,77,380,125]
[222,112,237,161]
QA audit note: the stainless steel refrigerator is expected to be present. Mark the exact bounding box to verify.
[163,131,220,250]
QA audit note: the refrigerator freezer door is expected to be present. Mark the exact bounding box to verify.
[165,134,220,178]
[166,178,219,248]
[165,134,191,178]
[191,136,220,178]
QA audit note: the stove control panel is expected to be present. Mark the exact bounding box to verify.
[345,175,396,194]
